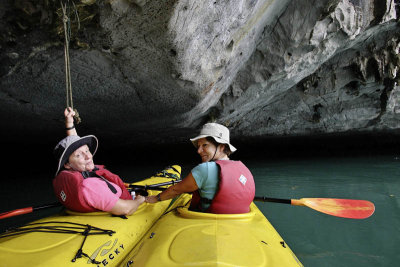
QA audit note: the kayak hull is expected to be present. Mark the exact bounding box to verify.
[0,166,181,267]
[123,194,303,267]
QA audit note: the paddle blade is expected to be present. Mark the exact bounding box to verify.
[0,207,33,220]
[297,198,375,219]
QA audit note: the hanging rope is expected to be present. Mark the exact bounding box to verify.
[60,0,81,124]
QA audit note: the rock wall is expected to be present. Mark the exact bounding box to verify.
[0,0,399,147]
[218,1,400,136]
[217,0,400,138]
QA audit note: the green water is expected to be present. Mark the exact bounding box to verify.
[1,155,399,266]
[244,156,400,267]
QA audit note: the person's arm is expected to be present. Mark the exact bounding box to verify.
[64,107,77,136]
[109,195,146,216]
[82,178,145,216]
[145,172,199,203]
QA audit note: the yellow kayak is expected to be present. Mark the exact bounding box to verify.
[124,193,303,267]
[0,165,181,267]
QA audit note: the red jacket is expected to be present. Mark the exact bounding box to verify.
[53,165,132,212]
[190,160,255,214]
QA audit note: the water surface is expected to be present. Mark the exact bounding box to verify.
[245,156,399,267]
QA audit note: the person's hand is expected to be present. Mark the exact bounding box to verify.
[64,107,77,135]
[145,195,158,204]
[135,195,146,204]
[64,107,75,125]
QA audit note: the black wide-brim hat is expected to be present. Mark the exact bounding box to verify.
[54,135,98,175]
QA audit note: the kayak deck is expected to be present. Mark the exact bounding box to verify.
[123,194,303,267]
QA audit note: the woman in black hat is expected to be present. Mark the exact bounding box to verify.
[52,108,145,215]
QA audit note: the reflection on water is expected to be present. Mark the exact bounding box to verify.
[1,155,399,266]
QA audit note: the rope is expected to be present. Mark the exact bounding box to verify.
[60,0,81,123]
[0,221,113,265]
[0,221,115,238]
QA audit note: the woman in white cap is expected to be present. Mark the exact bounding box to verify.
[52,108,145,215]
[146,123,255,214]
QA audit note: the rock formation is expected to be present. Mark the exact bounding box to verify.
[1,0,399,148]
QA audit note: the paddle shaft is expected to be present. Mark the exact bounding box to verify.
[128,180,182,195]
[126,180,181,190]
[253,197,304,206]
[253,196,292,204]
[0,202,61,220]
[129,185,168,191]
[34,202,62,210]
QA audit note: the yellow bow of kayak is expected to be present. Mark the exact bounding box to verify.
[0,165,181,267]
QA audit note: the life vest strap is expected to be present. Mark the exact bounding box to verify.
[81,168,117,194]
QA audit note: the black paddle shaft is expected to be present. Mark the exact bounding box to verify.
[32,202,62,211]
[253,197,291,204]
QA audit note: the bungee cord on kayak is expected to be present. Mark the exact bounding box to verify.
[0,221,114,239]
[0,221,114,265]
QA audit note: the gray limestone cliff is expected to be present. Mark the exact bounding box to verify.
[1,0,399,147]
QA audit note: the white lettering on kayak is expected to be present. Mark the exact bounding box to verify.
[90,239,126,266]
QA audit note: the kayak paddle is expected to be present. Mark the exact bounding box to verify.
[0,202,62,220]
[124,179,181,190]
[126,180,181,196]
[254,197,375,219]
